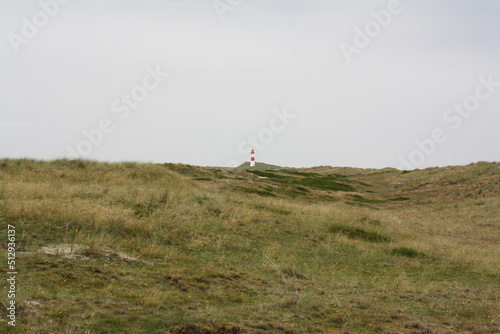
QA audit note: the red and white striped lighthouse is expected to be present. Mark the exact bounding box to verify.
[250,149,256,167]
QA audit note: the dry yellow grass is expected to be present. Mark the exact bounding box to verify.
[0,159,498,333]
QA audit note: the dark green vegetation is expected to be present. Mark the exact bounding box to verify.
[0,159,499,334]
[348,195,386,204]
[247,170,356,192]
[390,247,427,259]
[328,224,391,243]
[238,162,283,171]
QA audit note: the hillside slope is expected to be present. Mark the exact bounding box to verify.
[0,159,498,334]
[237,162,283,170]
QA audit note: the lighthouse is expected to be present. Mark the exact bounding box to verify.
[250,149,256,167]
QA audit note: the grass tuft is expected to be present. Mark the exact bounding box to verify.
[390,247,426,258]
[328,224,391,242]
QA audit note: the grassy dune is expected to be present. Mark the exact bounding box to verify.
[0,159,499,333]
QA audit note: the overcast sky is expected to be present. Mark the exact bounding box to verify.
[1,0,499,169]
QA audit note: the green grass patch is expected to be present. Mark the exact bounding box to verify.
[345,201,379,210]
[328,224,391,242]
[389,197,410,201]
[349,194,386,204]
[247,170,356,192]
[295,177,355,191]
[294,186,309,193]
[280,170,319,177]
[133,202,161,217]
[239,187,276,197]
[251,205,291,215]
[390,247,427,258]
[320,195,339,202]
[350,180,373,187]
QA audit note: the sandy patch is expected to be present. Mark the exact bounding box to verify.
[38,243,138,261]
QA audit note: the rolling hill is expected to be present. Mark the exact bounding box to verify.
[0,159,498,333]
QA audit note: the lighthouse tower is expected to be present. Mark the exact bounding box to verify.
[250,149,256,167]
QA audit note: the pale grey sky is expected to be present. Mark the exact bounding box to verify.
[1,0,499,169]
